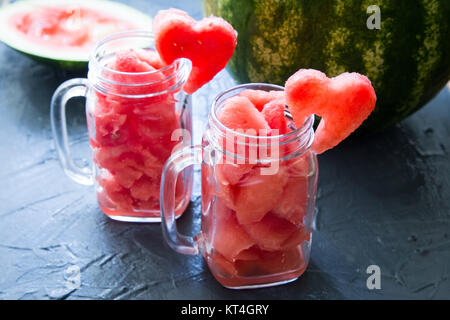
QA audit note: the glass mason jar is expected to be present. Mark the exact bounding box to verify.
[161,83,318,289]
[51,31,193,222]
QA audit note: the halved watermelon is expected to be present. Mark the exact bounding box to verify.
[0,0,152,69]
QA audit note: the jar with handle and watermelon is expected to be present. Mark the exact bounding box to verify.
[160,83,318,289]
[50,31,193,222]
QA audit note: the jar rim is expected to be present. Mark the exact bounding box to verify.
[210,83,315,141]
[208,83,315,161]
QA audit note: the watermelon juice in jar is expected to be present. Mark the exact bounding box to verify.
[51,31,193,222]
[160,83,318,289]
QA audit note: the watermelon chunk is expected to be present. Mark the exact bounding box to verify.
[211,206,255,261]
[130,175,159,201]
[98,174,134,211]
[213,166,236,210]
[215,162,253,185]
[285,69,376,154]
[113,166,143,189]
[242,213,299,251]
[135,48,166,70]
[239,89,284,111]
[233,247,304,276]
[272,157,310,225]
[110,49,155,73]
[105,49,173,99]
[93,111,129,147]
[153,8,237,94]
[217,95,270,133]
[234,166,288,224]
[208,251,238,277]
[261,99,288,135]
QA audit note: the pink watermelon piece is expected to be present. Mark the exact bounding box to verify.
[216,95,271,162]
[257,247,304,274]
[113,166,143,189]
[208,251,238,277]
[130,175,159,201]
[110,49,155,73]
[234,166,288,225]
[153,8,237,94]
[133,198,159,212]
[285,69,376,154]
[98,174,134,211]
[233,247,303,276]
[234,246,261,261]
[105,49,173,99]
[217,95,270,133]
[95,145,143,172]
[212,207,255,261]
[282,227,310,250]
[242,213,299,251]
[94,111,129,147]
[272,157,310,226]
[215,162,253,185]
[261,99,288,135]
[239,89,284,112]
[135,48,166,70]
[213,166,236,210]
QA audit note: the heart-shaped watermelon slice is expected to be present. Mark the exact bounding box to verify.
[285,69,376,154]
[153,8,237,94]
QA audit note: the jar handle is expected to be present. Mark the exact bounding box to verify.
[161,145,202,255]
[50,78,94,186]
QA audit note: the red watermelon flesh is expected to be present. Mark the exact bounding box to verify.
[261,99,288,135]
[233,247,304,277]
[282,227,310,250]
[234,166,288,225]
[285,69,376,154]
[211,206,255,261]
[113,166,143,189]
[98,174,134,212]
[217,95,270,133]
[215,162,253,185]
[93,111,129,147]
[234,246,261,261]
[104,49,177,103]
[135,48,166,70]
[130,175,159,201]
[272,157,310,226]
[208,251,238,277]
[213,166,236,210]
[242,213,299,251]
[239,89,284,112]
[91,49,187,217]
[153,8,237,94]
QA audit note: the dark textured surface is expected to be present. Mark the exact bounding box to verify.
[0,0,449,300]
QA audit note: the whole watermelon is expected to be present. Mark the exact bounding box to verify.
[203,0,450,131]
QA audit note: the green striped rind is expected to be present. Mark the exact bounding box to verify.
[204,0,450,132]
[17,50,88,70]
